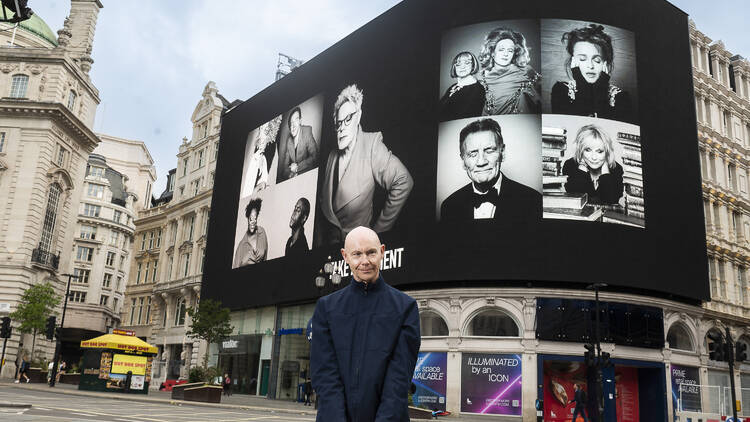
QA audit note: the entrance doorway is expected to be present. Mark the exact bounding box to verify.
[259,360,271,396]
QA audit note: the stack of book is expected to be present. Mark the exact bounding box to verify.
[542,126,568,193]
[618,132,645,221]
[543,192,603,221]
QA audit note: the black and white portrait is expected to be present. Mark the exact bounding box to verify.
[542,114,643,227]
[315,83,414,245]
[542,19,638,124]
[440,20,541,120]
[276,94,324,183]
[233,169,318,268]
[239,116,281,198]
[436,115,541,222]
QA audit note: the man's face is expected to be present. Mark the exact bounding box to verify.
[335,100,361,151]
[341,231,384,284]
[289,200,308,229]
[247,209,258,234]
[290,111,301,138]
[461,131,503,187]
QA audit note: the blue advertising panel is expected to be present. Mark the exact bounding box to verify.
[461,353,522,415]
[670,364,701,412]
[412,352,447,412]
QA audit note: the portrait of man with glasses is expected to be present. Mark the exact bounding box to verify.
[316,84,414,245]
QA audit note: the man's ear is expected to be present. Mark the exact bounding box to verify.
[340,248,347,261]
[380,244,386,254]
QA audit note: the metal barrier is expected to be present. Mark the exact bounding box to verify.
[677,384,749,418]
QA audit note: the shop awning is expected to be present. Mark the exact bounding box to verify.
[80,334,158,355]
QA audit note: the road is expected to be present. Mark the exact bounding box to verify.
[0,386,316,422]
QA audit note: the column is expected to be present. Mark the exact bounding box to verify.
[707,199,715,234]
[521,351,538,421]
[445,350,461,415]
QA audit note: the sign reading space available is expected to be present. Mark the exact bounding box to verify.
[111,354,147,376]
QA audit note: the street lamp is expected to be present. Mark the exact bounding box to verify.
[314,256,342,294]
[49,273,79,387]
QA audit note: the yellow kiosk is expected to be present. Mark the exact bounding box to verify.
[78,330,157,394]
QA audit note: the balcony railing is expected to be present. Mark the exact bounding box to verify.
[31,246,59,270]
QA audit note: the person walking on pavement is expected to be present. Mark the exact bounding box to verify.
[569,383,588,422]
[15,354,30,383]
[304,377,313,406]
[223,373,232,396]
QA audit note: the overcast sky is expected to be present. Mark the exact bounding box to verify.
[27,0,750,194]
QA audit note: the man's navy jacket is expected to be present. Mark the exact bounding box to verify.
[310,275,420,422]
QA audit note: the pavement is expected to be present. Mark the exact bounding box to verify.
[0,381,519,421]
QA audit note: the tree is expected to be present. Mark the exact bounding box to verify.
[9,282,61,358]
[186,298,234,371]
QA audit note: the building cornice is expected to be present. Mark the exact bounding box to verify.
[0,100,99,152]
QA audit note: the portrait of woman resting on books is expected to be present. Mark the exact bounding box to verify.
[439,51,486,121]
[562,124,624,205]
[550,24,634,124]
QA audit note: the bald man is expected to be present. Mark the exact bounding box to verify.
[310,227,420,422]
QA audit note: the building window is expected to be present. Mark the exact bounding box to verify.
[83,203,101,218]
[182,158,189,176]
[136,262,142,284]
[170,222,178,245]
[156,229,162,248]
[76,246,93,262]
[113,210,122,223]
[145,297,152,325]
[112,297,118,312]
[148,231,154,249]
[67,91,77,110]
[666,324,693,351]
[9,74,28,98]
[198,149,205,167]
[213,142,219,161]
[182,252,191,277]
[137,297,145,325]
[79,224,97,240]
[99,295,109,306]
[144,261,150,283]
[119,255,125,270]
[56,145,67,167]
[174,298,186,326]
[103,273,112,288]
[105,251,116,266]
[69,291,87,303]
[110,231,120,246]
[152,259,159,283]
[466,309,519,337]
[39,184,62,252]
[73,268,90,284]
[0,132,5,153]
[87,166,104,178]
[129,298,137,325]
[140,234,146,251]
[186,215,195,241]
[420,311,449,336]
[167,255,173,281]
[200,248,206,273]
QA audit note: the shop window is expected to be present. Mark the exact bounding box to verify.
[666,323,693,351]
[419,311,449,336]
[466,309,518,337]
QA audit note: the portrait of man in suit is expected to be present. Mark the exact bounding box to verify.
[317,84,414,245]
[440,118,540,221]
[285,197,311,257]
[280,106,319,181]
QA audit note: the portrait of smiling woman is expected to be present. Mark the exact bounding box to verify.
[543,20,638,124]
[438,51,486,121]
[562,124,624,205]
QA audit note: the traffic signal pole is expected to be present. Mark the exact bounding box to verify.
[49,273,77,387]
[726,327,739,422]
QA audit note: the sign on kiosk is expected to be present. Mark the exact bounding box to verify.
[111,354,147,376]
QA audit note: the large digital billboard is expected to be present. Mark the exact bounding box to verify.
[204,0,708,309]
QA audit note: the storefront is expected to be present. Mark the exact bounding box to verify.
[78,332,157,394]
[270,303,315,401]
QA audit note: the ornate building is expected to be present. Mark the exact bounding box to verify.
[61,135,155,365]
[119,81,238,385]
[0,0,102,379]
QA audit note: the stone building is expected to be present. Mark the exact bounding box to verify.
[0,0,102,379]
[119,81,237,385]
[61,134,155,365]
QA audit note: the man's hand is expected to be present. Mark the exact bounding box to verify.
[290,162,298,174]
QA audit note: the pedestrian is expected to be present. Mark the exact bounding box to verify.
[55,361,66,383]
[569,383,588,422]
[15,354,30,383]
[223,372,232,396]
[310,226,421,422]
[47,360,54,383]
[304,377,312,406]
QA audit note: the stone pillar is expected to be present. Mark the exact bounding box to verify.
[707,199,716,234]
[521,350,538,421]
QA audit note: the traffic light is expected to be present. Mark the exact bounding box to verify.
[1,0,33,22]
[584,343,596,367]
[45,316,56,340]
[0,317,10,339]
[708,335,726,361]
[736,342,748,362]
[600,351,612,368]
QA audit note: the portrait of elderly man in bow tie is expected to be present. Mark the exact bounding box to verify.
[440,118,540,221]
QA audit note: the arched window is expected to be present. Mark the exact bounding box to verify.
[666,323,694,351]
[174,298,186,326]
[67,91,77,109]
[10,74,29,98]
[420,311,448,336]
[466,309,519,337]
[39,184,62,252]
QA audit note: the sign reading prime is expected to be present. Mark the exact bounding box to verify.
[204,0,707,309]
